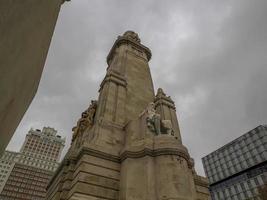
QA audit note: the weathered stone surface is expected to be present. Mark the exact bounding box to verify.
[46,31,210,200]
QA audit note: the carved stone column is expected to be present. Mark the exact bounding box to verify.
[106,31,154,122]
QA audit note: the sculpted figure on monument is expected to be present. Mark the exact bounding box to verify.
[156,87,172,101]
[72,100,98,141]
[86,100,98,124]
[156,88,166,97]
[145,102,161,135]
[142,102,174,136]
[123,30,141,43]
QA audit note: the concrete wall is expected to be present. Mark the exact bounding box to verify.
[0,0,65,154]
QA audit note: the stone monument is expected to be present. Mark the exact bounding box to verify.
[46,31,210,200]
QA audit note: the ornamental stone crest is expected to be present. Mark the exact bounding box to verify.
[123,30,141,43]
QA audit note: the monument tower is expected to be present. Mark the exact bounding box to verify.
[46,31,210,200]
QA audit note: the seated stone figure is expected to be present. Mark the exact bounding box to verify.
[145,102,161,135]
[142,102,173,136]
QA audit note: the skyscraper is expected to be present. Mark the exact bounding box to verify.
[20,127,65,163]
[46,31,210,200]
[202,125,267,200]
[0,127,65,200]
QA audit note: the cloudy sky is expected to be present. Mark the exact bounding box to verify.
[7,0,267,175]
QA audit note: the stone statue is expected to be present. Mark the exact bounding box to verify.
[72,100,98,141]
[156,88,166,98]
[142,102,174,136]
[87,100,98,124]
[123,31,141,43]
[145,102,161,135]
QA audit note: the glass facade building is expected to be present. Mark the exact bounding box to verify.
[202,125,267,200]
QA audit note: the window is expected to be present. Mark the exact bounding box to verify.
[254,177,259,186]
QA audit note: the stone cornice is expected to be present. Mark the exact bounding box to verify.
[155,93,174,103]
[154,98,176,110]
[48,145,193,188]
[97,118,124,130]
[49,144,191,181]
[126,49,148,62]
[77,146,191,166]
[194,175,209,187]
[107,36,152,64]
[120,147,190,163]
[99,71,127,91]
[78,147,120,163]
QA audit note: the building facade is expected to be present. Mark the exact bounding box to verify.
[46,31,210,200]
[202,125,267,200]
[20,127,65,164]
[0,127,65,200]
[0,151,19,193]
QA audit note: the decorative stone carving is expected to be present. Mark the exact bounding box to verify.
[161,120,174,136]
[156,87,173,102]
[123,30,141,43]
[177,156,183,164]
[145,102,161,135]
[156,88,166,98]
[72,100,97,141]
[142,102,174,136]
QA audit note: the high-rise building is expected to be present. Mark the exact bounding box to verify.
[0,151,19,193]
[20,127,65,163]
[202,125,267,200]
[0,0,69,155]
[0,127,65,200]
[46,31,210,200]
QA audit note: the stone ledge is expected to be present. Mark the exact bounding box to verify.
[69,192,117,200]
[48,142,192,189]
[107,36,152,64]
[120,147,190,163]
[99,72,127,91]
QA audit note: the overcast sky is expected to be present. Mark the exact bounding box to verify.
[7,0,267,176]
